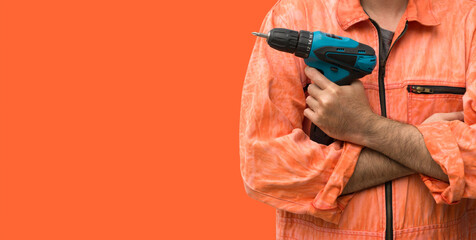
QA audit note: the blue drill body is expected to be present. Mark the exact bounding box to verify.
[306,31,376,85]
[253,28,377,85]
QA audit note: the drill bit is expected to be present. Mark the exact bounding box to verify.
[252,32,269,39]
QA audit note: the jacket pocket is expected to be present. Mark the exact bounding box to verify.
[407,85,465,125]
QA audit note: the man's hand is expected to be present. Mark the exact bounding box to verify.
[422,112,464,124]
[303,66,375,143]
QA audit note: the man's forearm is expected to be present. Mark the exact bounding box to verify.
[360,115,449,182]
[342,148,413,195]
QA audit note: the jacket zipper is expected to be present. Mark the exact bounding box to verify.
[370,19,408,240]
[407,85,466,94]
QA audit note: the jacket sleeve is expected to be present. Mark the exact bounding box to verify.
[416,8,476,205]
[239,7,362,224]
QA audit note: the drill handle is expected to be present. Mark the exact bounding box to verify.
[310,124,334,145]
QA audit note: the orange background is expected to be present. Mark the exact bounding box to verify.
[0,0,279,239]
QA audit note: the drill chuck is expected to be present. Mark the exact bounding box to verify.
[253,28,313,58]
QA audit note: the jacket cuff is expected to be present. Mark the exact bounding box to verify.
[310,142,362,224]
[416,122,465,204]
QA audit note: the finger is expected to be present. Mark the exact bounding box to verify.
[304,66,337,90]
[303,108,315,120]
[306,96,319,111]
[423,112,465,124]
[422,115,436,124]
[307,83,324,99]
[442,112,464,121]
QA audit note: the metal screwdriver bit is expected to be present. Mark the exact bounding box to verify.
[252,32,269,39]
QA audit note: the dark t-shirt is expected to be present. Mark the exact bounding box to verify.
[379,28,394,66]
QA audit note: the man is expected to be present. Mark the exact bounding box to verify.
[240,0,476,239]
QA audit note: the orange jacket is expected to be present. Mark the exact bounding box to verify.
[240,0,476,238]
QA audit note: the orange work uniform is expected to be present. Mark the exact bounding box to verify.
[240,0,476,238]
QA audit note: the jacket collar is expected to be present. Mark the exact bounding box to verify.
[336,0,440,30]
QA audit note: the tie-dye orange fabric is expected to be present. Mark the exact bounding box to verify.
[240,0,476,239]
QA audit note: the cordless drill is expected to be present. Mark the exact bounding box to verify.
[253,28,376,85]
[252,28,377,144]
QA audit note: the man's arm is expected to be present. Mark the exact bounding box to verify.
[341,112,463,195]
[304,67,449,187]
[360,115,450,181]
[342,148,413,195]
